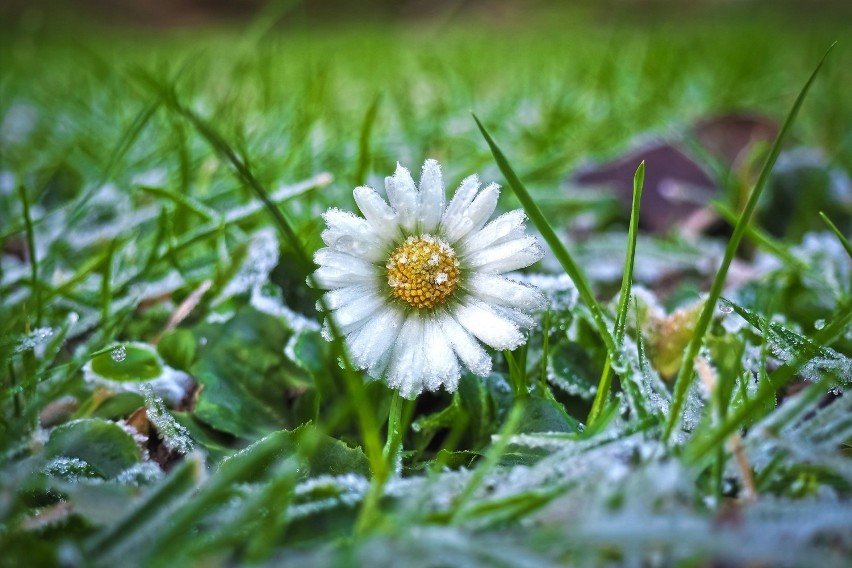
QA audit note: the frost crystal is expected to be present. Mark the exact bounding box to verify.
[14,326,55,353]
[142,386,194,454]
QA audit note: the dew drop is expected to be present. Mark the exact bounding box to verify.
[111,345,127,362]
[814,319,826,330]
[719,303,733,315]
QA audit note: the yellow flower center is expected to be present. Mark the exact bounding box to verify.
[386,235,460,309]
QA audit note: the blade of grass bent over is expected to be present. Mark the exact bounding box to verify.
[663,44,836,443]
[588,161,645,426]
[473,113,617,358]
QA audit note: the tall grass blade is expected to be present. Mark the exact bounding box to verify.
[663,43,836,443]
[588,161,644,425]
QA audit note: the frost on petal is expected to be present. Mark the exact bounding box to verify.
[386,316,427,399]
[323,284,376,310]
[347,305,405,375]
[454,300,525,351]
[353,185,399,239]
[418,159,445,233]
[465,235,543,273]
[440,174,480,242]
[438,312,492,376]
[463,273,547,312]
[321,208,387,262]
[460,209,527,254]
[314,249,376,277]
[312,266,376,290]
[386,163,418,233]
[421,317,461,393]
[463,182,501,233]
[442,183,500,243]
[330,292,385,327]
[490,303,537,329]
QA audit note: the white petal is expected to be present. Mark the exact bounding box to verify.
[440,174,480,240]
[323,284,376,310]
[454,299,524,351]
[314,248,376,277]
[353,185,400,239]
[331,292,385,327]
[444,183,500,243]
[321,208,386,262]
[417,159,445,233]
[347,305,404,373]
[490,304,537,329]
[386,163,418,233]
[422,317,461,392]
[464,273,547,312]
[464,235,543,273]
[312,266,376,290]
[460,209,527,253]
[465,183,501,231]
[437,312,492,376]
[386,316,426,399]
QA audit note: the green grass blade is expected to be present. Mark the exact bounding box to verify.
[139,185,217,222]
[100,238,117,324]
[86,454,203,557]
[353,94,381,186]
[450,401,525,523]
[17,185,41,326]
[143,431,296,562]
[712,200,802,267]
[819,211,852,260]
[67,101,162,230]
[473,113,617,358]
[663,43,836,443]
[588,161,644,425]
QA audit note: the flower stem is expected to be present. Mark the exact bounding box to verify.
[383,389,404,462]
[355,389,404,536]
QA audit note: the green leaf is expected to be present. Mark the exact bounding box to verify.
[45,418,141,479]
[517,396,578,434]
[157,329,197,371]
[191,307,314,437]
[217,424,370,483]
[90,392,146,420]
[547,340,600,400]
[89,344,163,382]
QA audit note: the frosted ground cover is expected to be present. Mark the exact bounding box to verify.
[2,4,852,567]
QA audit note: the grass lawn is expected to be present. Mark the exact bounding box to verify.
[2,2,851,566]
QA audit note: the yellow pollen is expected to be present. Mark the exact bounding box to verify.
[386,235,460,309]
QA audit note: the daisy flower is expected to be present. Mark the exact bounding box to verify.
[312,159,546,399]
